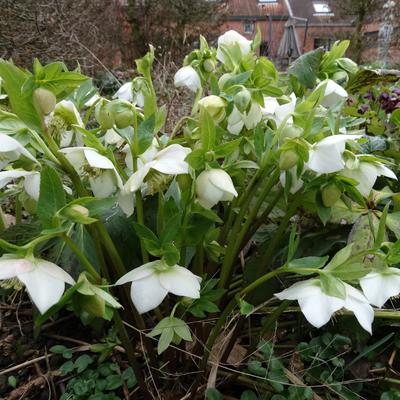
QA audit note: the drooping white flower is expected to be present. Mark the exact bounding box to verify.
[217,30,252,64]
[0,133,37,169]
[115,260,201,313]
[279,167,304,194]
[227,103,262,135]
[0,255,75,314]
[317,79,348,108]
[306,134,363,174]
[123,144,191,194]
[54,100,84,128]
[360,268,400,308]
[84,93,101,108]
[113,82,133,102]
[340,158,397,197]
[198,95,226,123]
[275,279,374,333]
[195,168,238,209]
[0,170,40,201]
[104,129,124,146]
[262,93,296,127]
[61,147,123,198]
[174,66,201,93]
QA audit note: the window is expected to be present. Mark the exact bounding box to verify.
[244,22,255,34]
[313,2,334,16]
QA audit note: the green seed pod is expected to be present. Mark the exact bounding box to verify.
[279,149,299,170]
[322,183,342,207]
[114,109,135,129]
[95,103,114,130]
[233,89,252,113]
[33,88,56,115]
[281,125,303,139]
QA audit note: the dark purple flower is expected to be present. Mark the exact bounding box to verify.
[392,88,400,96]
[358,104,369,114]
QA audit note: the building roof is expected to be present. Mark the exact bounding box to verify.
[224,0,289,19]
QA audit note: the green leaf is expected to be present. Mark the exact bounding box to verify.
[320,274,346,299]
[200,108,216,151]
[386,212,400,239]
[205,388,223,400]
[0,60,41,130]
[7,376,17,389]
[390,109,400,126]
[330,262,369,281]
[74,354,94,373]
[288,256,328,272]
[121,367,137,389]
[60,360,75,375]
[241,391,258,400]
[162,242,180,266]
[138,114,156,154]
[222,71,252,89]
[172,318,192,341]
[288,48,323,88]
[239,298,254,317]
[375,203,390,249]
[37,166,66,228]
[325,244,354,270]
[157,326,174,354]
[105,374,123,390]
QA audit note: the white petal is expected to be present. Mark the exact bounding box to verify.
[360,270,400,308]
[0,258,34,279]
[343,283,374,334]
[130,274,168,313]
[89,170,117,198]
[36,259,75,285]
[84,149,114,170]
[274,279,322,300]
[243,103,262,130]
[124,163,153,193]
[113,82,133,102]
[298,293,344,328]
[60,148,86,172]
[261,97,279,115]
[307,146,345,174]
[274,93,296,126]
[227,107,244,135]
[174,66,201,93]
[341,162,378,197]
[117,189,135,217]
[217,30,251,63]
[159,266,201,298]
[104,129,123,145]
[18,266,65,314]
[377,164,397,180]
[279,168,304,194]
[23,172,40,201]
[0,170,33,190]
[208,169,238,197]
[0,134,37,163]
[115,262,159,285]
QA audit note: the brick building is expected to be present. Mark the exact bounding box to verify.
[221,0,354,63]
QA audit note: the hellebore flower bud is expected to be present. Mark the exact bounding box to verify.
[198,95,226,123]
[321,183,342,207]
[95,102,114,130]
[279,150,299,171]
[332,71,349,86]
[114,109,134,129]
[203,59,216,73]
[233,88,252,113]
[195,168,238,209]
[33,88,56,115]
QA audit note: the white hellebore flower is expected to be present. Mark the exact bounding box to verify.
[227,103,262,134]
[262,93,296,127]
[0,170,40,200]
[360,268,400,308]
[61,147,123,198]
[275,279,374,333]
[113,82,145,108]
[174,66,201,93]
[340,158,397,197]
[307,134,362,174]
[115,260,201,313]
[279,167,304,194]
[195,169,238,209]
[124,144,191,194]
[317,79,348,108]
[0,256,75,314]
[0,133,37,169]
[217,30,252,64]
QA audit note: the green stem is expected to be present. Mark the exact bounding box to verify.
[15,195,22,224]
[61,233,100,281]
[259,196,301,270]
[0,238,22,253]
[192,242,204,275]
[170,116,195,140]
[218,167,277,289]
[240,187,284,248]
[0,206,7,231]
